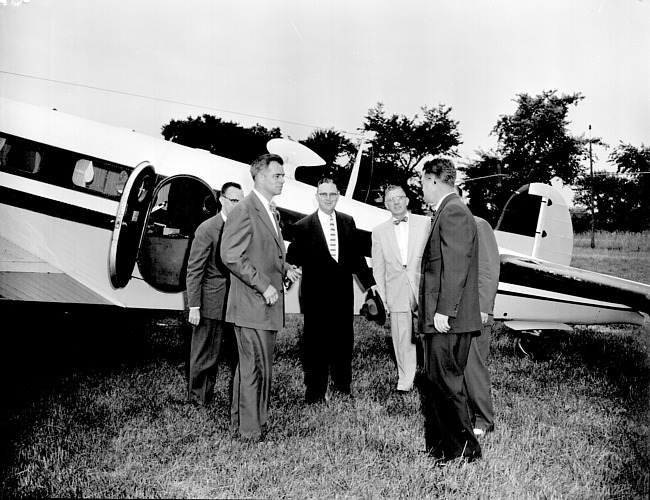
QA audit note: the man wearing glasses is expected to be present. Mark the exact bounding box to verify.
[185,181,244,406]
[287,178,376,404]
[371,185,430,392]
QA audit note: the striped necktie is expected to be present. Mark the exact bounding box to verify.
[270,201,280,236]
[329,214,338,262]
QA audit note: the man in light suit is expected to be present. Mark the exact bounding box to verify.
[371,185,430,392]
[220,154,301,442]
[186,181,244,406]
[287,178,376,404]
[419,157,482,463]
[465,214,500,436]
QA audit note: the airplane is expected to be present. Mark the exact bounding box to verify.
[489,182,650,357]
[1,98,649,358]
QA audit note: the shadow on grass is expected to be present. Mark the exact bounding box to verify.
[490,320,650,493]
[491,321,649,419]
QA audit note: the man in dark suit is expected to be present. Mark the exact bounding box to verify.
[185,181,243,406]
[418,157,482,463]
[220,154,301,442]
[287,178,376,404]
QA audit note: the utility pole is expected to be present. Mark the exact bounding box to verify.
[589,125,595,249]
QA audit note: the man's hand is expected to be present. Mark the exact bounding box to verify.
[434,313,450,333]
[263,285,279,306]
[286,265,302,283]
[481,312,489,325]
[188,308,201,326]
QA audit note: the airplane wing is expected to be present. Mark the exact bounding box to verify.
[0,236,114,305]
[497,252,650,328]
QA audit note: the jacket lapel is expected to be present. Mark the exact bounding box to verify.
[385,220,403,265]
[406,215,420,265]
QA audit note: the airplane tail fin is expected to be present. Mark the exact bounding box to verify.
[494,183,573,266]
[266,138,325,179]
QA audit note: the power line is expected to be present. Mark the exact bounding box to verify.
[0,69,363,137]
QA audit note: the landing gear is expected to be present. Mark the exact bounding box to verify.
[513,330,547,361]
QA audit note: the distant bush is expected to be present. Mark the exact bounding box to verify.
[574,230,650,252]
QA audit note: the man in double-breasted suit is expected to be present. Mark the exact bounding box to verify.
[419,157,482,463]
[287,178,376,404]
[220,154,301,441]
[371,185,430,392]
[186,181,244,406]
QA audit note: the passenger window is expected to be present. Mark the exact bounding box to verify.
[0,137,44,174]
[72,159,95,187]
[0,137,6,167]
[83,161,130,198]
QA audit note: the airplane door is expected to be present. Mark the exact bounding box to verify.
[109,162,157,289]
[137,174,217,293]
[109,168,217,292]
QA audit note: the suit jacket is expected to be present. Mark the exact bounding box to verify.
[220,192,289,331]
[419,194,482,335]
[475,216,500,326]
[287,210,375,314]
[185,213,229,320]
[371,213,430,313]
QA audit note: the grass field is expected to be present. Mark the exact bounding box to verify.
[0,238,648,499]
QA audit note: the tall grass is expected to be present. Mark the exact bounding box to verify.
[1,241,649,499]
[571,231,650,284]
[574,230,650,252]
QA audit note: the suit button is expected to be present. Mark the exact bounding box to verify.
[402,265,407,269]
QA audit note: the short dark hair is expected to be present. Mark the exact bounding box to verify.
[250,153,283,180]
[221,181,242,195]
[422,157,456,187]
[383,184,405,199]
[317,177,338,191]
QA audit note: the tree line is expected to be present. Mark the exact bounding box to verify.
[161,90,650,232]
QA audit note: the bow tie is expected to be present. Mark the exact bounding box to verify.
[393,216,408,225]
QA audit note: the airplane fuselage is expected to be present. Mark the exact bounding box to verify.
[1,98,649,330]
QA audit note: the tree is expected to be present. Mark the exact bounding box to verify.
[574,142,650,231]
[361,102,461,213]
[573,173,635,231]
[461,90,592,226]
[161,114,282,165]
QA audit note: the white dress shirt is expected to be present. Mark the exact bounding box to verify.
[393,213,409,265]
[253,189,278,236]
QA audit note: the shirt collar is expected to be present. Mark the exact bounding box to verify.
[434,192,455,212]
[318,209,336,221]
[252,188,272,212]
[392,211,409,222]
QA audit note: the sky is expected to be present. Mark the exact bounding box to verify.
[1,0,649,195]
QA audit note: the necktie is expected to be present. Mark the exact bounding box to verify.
[270,201,280,235]
[329,214,338,261]
[393,215,408,225]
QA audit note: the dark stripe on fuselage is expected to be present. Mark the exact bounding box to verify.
[499,255,650,314]
[497,289,635,312]
[0,185,115,230]
[1,185,374,258]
